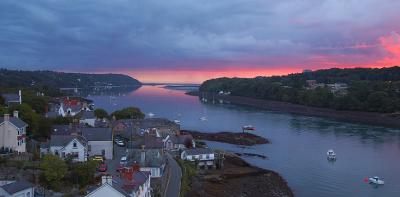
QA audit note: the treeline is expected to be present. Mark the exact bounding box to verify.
[0,69,141,94]
[200,66,400,113]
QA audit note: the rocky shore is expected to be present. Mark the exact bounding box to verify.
[187,91,400,128]
[181,130,269,146]
[186,153,293,197]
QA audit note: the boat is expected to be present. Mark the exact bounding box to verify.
[200,116,208,121]
[242,125,256,131]
[173,119,181,124]
[148,112,155,117]
[327,149,336,160]
[369,176,384,185]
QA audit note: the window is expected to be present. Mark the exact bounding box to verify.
[199,154,203,159]
[206,154,210,159]
[73,142,77,148]
[88,145,91,151]
[26,192,31,197]
[55,150,59,156]
[62,152,66,158]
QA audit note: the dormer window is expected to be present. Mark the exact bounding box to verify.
[73,142,77,148]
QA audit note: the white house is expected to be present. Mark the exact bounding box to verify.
[82,128,113,160]
[86,173,151,197]
[0,180,34,197]
[58,103,83,117]
[163,134,195,150]
[80,111,96,127]
[0,112,28,153]
[42,135,88,162]
[181,148,215,168]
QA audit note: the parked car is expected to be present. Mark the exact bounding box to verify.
[114,138,125,146]
[92,156,104,162]
[120,156,127,165]
[97,163,107,172]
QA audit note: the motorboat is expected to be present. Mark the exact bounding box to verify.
[174,119,181,124]
[369,176,384,185]
[243,125,256,131]
[148,112,155,117]
[200,116,208,121]
[327,149,336,160]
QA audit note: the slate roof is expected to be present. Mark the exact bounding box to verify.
[127,135,164,149]
[1,180,33,194]
[1,94,20,103]
[81,127,112,141]
[81,111,95,119]
[0,117,28,128]
[49,135,86,147]
[127,149,165,167]
[52,125,76,135]
[45,111,59,118]
[184,148,214,155]
[169,134,193,144]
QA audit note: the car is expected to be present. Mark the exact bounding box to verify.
[92,156,104,162]
[114,138,125,146]
[120,156,127,165]
[97,163,107,172]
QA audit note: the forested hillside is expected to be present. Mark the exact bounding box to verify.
[0,69,141,89]
[200,66,400,113]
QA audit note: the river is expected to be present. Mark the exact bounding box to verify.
[87,85,400,197]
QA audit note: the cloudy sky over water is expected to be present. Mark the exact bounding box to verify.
[1,0,400,83]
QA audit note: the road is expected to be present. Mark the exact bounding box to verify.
[164,153,182,197]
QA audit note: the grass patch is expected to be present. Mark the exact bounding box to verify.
[175,159,197,197]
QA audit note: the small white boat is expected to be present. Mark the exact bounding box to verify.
[327,149,336,160]
[369,176,384,185]
[174,120,181,124]
[148,112,155,117]
[200,116,208,121]
[243,125,256,131]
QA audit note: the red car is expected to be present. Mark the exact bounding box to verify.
[97,163,107,172]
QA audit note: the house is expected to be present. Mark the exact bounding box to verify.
[181,148,215,169]
[1,90,22,107]
[86,172,151,197]
[0,180,34,197]
[82,127,113,160]
[80,111,97,127]
[0,112,28,153]
[127,149,166,178]
[164,134,195,150]
[41,135,88,162]
[326,83,348,95]
[58,98,90,117]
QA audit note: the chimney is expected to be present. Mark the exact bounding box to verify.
[13,111,18,118]
[101,175,113,186]
[4,114,10,122]
[18,90,22,104]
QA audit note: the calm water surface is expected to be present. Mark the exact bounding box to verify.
[87,85,400,197]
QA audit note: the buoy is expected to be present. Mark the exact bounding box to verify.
[363,177,369,183]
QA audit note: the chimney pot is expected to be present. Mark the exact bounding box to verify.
[4,114,10,122]
[13,111,18,118]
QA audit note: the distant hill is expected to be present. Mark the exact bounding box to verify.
[0,69,141,89]
[200,66,400,113]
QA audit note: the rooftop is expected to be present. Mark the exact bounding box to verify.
[81,127,112,141]
[0,117,28,128]
[184,148,214,155]
[0,180,33,194]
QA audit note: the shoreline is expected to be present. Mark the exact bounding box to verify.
[181,130,269,146]
[186,153,293,197]
[187,91,400,128]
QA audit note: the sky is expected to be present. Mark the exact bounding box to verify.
[1,0,400,83]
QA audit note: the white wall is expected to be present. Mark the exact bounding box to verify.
[49,139,87,162]
[0,121,26,153]
[80,118,96,127]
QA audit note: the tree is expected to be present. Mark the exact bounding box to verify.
[111,107,144,120]
[0,95,4,106]
[70,160,98,188]
[36,117,53,140]
[94,108,108,119]
[40,155,68,190]
[9,103,40,136]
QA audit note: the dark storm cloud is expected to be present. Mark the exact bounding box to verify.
[0,0,400,72]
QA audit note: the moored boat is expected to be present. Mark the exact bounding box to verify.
[369,176,384,185]
[327,149,336,160]
[243,125,256,131]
